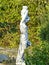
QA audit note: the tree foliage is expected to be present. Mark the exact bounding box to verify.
[24,42,49,65]
[39,23,49,42]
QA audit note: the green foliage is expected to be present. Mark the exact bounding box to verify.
[24,42,49,65]
[0,32,20,48]
[0,0,49,47]
[0,0,21,22]
[0,22,20,48]
[39,23,49,42]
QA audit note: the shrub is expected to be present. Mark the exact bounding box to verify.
[39,23,49,42]
[24,42,49,65]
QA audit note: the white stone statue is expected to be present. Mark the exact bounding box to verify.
[16,6,31,65]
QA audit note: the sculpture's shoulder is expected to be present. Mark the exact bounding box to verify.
[21,9,28,15]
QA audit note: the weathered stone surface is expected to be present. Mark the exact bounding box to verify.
[16,6,31,65]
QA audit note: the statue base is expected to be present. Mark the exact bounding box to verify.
[16,61,26,65]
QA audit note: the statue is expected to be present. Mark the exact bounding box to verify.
[16,6,31,65]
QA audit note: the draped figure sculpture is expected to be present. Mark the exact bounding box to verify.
[16,6,31,65]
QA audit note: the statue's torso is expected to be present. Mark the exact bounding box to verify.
[16,6,30,65]
[20,22,28,33]
[20,22,28,46]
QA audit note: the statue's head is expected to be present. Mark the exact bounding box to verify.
[21,6,28,19]
[22,6,28,10]
[21,6,29,23]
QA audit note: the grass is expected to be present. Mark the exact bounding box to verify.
[1,57,16,65]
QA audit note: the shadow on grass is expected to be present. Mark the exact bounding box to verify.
[0,57,16,65]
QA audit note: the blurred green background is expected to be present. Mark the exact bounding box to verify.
[0,0,49,65]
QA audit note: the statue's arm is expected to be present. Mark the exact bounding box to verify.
[21,10,28,22]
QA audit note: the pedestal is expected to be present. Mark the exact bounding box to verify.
[16,61,26,65]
